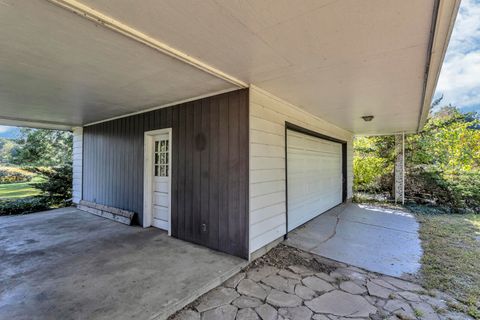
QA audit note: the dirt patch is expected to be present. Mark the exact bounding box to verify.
[245,244,337,274]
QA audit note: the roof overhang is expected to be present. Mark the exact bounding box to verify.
[0,0,460,134]
[418,0,461,132]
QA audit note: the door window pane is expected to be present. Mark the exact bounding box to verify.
[154,137,169,177]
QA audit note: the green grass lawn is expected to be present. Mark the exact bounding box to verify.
[412,206,480,318]
[0,175,45,199]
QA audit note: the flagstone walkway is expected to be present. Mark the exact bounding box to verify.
[170,246,473,320]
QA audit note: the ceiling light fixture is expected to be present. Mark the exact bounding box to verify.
[362,115,374,122]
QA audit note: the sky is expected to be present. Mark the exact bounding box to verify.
[0,125,20,139]
[0,1,478,139]
[433,0,480,113]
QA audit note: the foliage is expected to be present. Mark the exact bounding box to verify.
[353,106,480,212]
[353,157,387,192]
[353,136,394,193]
[10,128,72,167]
[0,128,73,215]
[0,196,51,216]
[35,164,73,200]
[0,166,35,184]
[407,106,480,172]
[0,138,18,163]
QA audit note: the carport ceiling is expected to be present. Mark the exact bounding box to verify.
[0,0,457,134]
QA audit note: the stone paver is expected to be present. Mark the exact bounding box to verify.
[316,272,336,283]
[335,267,368,282]
[294,284,316,300]
[261,275,297,294]
[195,287,239,312]
[305,290,377,317]
[237,279,267,300]
[367,280,394,299]
[302,276,334,293]
[288,265,315,276]
[232,296,263,309]
[225,272,246,289]
[278,306,313,320]
[266,290,303,308]
[255,304,277,320]
[339,281,366,295]
[278,269,302,280]
[380,276,424,292]
[171,247,473,320]
[384,299,416,319]
[411,301,440,320]
[236,308,259,320]
[201,304,237,320]
[398,291,422,302]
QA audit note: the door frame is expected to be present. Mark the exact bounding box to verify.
[284,122,347,237]
[143,128,172,235]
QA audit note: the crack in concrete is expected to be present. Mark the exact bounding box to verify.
[310,205,348,250]
[340,218,419,235]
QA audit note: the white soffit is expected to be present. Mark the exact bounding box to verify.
[0,0,236,127]
[78,0,457,134]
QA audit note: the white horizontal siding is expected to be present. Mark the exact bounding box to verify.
[249,86,353,254]
[72,127,83,204]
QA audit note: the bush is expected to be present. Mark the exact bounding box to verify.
[0,166,35,184]
[405,166,480,213]
[0,196,51,216]
[36,164,72,200]
[353,156,393,194]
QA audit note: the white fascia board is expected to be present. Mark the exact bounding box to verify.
[418,0,461,131]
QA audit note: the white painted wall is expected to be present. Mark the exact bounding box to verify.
[249,86,353,254]
[72,127,83,204]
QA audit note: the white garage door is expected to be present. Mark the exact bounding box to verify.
[287,130,343,231]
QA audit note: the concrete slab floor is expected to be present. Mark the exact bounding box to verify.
[285,203,422,278]
[0,208,246,320]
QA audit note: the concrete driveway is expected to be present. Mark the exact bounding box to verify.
[0,208,245,320]
[285,203,422,278]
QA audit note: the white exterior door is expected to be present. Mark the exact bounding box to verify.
[287,130,343,232]
[151,134,170,231]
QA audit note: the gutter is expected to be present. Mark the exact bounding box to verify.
[417,0,461,132]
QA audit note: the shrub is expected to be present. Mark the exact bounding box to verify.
[0,196,51,216]
[36,164,72,200]
[405,166,480,213]
[0,166,35,184]
[353,156,392,194]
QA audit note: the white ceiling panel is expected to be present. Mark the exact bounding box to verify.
[0,0,456,134]
[0,0,235,126]
[78,0,439,133]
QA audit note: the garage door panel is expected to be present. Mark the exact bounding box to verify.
[287,129,343,232]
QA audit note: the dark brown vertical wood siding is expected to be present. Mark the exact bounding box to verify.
[82,89,249,258]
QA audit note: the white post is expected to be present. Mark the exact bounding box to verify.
[72,127,83,204]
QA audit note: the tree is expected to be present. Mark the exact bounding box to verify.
[353,105,480,211]
[10,128,73,166]
[0,138,17,163]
